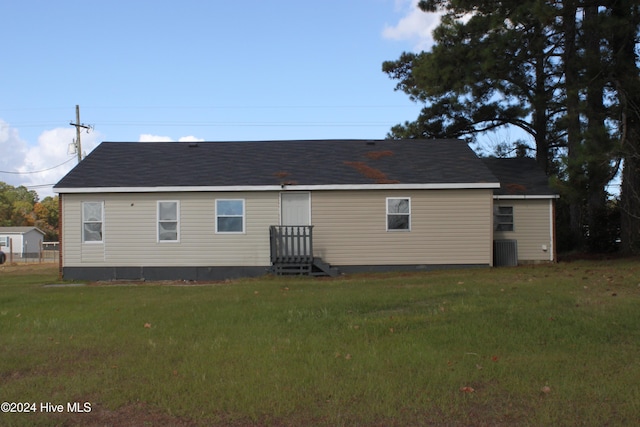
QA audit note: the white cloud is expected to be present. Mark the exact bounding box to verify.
[19,127,102,198]
[178,136,205,143]
[139,134,204,143]
[0,119,28,170]
[0,120,102,198]
[1,124,205,198]
[139,134,174,142]
[383,0,441,51]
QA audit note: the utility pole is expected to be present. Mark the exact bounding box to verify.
[69,105,91,163]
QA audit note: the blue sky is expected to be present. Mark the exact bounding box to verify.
[1,0,442,198]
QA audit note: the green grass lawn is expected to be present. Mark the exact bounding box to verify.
[1,260,640,426]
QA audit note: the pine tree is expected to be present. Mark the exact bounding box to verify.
[383,0,640,253]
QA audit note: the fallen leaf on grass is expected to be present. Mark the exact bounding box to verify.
[541,386,551,394]
[345,354,352,360]
[144,323,151,329]
[460,386,475,393]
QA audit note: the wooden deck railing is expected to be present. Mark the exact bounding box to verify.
[269,225,314,264]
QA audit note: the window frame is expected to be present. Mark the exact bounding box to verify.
[82,201,104,243]
[157,200,180,243]
[494,205,514,232]
[215,199,246,234]
[386,197,411,232]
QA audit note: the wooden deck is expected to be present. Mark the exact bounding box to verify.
[269,226,339,277]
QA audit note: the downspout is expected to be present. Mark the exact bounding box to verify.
[58,194,63,280]
[490,191,494,267]
[551,198,557,262]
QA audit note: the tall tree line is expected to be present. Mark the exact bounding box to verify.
[0,182,59,241]
[383,0,640,254]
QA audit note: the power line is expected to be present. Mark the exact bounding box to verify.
[96,121,395,127]
[0,104,417,111]
[0,156,75,175]
[25,183,56,190]
[3,120,397,129]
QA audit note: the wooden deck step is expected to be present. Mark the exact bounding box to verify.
[273,263,313,276]
[270,258,340,277]
[312,258,340,277]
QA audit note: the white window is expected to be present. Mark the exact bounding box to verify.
[158,201,179,242]
[82,201,104,242]
[216,199,245,233]
[495,206,514,231]
[387,198,411,231]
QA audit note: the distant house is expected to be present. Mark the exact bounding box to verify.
[53,140,557,281]
[0,227,46,260]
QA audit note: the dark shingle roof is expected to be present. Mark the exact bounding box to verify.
[482,157,556,196]
[54,139,500,189]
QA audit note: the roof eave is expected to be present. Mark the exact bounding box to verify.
[494,194,559,200]
[55,182,501,194]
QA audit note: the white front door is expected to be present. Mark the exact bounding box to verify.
[280,192,310,225]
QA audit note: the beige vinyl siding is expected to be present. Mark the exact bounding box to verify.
[60,195,84,263]
[494,199,554,262]
[61,192,278,267]
[62,189,496,269]
[311,189,494,266]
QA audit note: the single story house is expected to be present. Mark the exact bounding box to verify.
[0,226,46,260]
[53,139,557,281]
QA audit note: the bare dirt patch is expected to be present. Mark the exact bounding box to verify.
[51,402,199,427]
